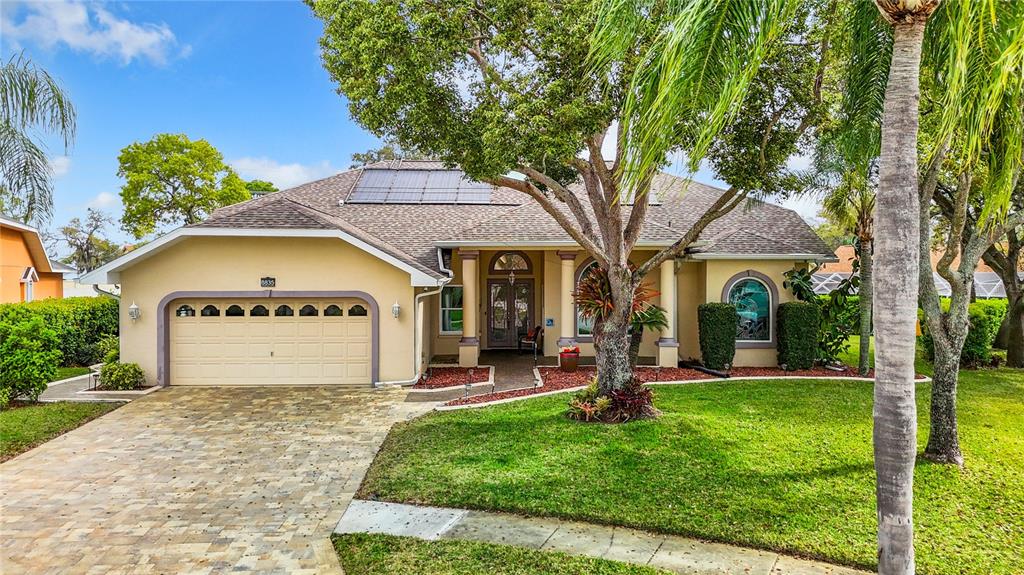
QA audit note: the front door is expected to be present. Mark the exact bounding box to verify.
[487,279,534,348]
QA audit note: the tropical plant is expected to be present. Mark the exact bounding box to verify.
[0,54,76,224]
[784,267,859,367]
[117,133,250,238]
[573,265,661,369]
[311,0,827,404]
[629,305,668,369]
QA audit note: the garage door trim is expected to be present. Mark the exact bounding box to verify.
[156,290,379,387]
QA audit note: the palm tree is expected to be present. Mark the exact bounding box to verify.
[0,54,76,224]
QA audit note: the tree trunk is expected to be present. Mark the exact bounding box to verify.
[872,19,925,575]
[628,328,643,369]
[594,266,637,396]
[1005,287,1024,368]
[859,240,874,376]
[924,335,965,464]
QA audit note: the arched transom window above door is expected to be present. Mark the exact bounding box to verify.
[489,251,532,274]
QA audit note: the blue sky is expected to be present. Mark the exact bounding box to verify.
[1,0,817,248]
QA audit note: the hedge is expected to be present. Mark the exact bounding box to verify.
[0,297,119,366]
[921,299,1008,367]
[0,316,62,408]
[698,303,737,370]
[777,302,820,371]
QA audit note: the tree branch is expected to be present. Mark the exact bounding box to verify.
[518,165,600,247]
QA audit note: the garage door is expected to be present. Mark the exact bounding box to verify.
[169,299,372,386]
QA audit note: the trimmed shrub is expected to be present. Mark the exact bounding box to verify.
[0,316,62,408]
[0,296,118,366]
[96,334,120,364]
[698,303,738,370]
[921,299,1008,367]
[99,362,146,391]
[777,302,820,371]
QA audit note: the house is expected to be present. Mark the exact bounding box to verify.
[81,160,835,387]
[813,244,1021,298]
[0,214,68,303]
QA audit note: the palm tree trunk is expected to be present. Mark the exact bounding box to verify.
[872,18,926,575]
[628,329,643,369]
[859,240,874,376]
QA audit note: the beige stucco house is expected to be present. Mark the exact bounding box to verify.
[81,160,835,387]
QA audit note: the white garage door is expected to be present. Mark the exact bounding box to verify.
[170,299,372,386]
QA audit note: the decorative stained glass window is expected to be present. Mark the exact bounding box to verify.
[490,252,531,273]
[201,305,220,317]
[576,261,599,337]
[348,304,368,317]
[324,304,343,317]
[176,305,195,317]
[225,305,245,317]
[275,305,294,317]
[440,286,463,334]
[729,279,771,341]
[250,305,269,317]
[299,304,318,317]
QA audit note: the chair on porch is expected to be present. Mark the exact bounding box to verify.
[518,325,544,362]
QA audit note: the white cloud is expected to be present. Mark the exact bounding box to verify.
[1,1,186,65]
[49,155,71,178]
[230,157,340,190]
[86,191,118,209]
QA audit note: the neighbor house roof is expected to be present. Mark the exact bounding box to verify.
[0,214,57,274]
[84,161,834,285]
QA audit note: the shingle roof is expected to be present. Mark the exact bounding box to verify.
[200,165,834,277]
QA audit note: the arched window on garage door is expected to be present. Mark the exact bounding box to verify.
[201,305,220,317]
[275,304,294,317]
[299,304,319,317]
[348,304,368,317]
[250,305,269,317]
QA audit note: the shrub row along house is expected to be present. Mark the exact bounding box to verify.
[82,160,835,387]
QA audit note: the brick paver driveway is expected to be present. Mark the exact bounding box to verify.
[1,386,433,574]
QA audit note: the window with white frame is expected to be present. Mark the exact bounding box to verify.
[440,285,464,334]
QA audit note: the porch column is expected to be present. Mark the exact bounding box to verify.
[557,250,577,347]
[458,249,480,367]
[657,259,679,368]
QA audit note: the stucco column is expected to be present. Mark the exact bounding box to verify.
[657,259,679,368]
[458,249,480,367]
[557,250,577,347]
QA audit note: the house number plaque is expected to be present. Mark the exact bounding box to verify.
[261,277,276,288]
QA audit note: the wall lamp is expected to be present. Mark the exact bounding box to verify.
[392,301,401,318]
[128,301,141,322]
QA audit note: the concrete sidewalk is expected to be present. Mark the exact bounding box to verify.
[335,500,869,575]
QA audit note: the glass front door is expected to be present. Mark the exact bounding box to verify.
[488,279,533,348]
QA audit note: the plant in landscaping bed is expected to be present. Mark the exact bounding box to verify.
[784,268,857,367]
[98,362,146,391]
[777,302,819,371]
[697,303,737,370]
[96,334,119,365]
[567,376,658,423]
[0,316,62,409]
[567,379,611,422]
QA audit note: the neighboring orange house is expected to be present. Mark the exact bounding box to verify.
[1,214,65,303]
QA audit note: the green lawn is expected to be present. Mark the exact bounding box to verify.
[360,357,1023,574]
[51,366,92,383]
[1,401,121,461]
[333,533,666,575]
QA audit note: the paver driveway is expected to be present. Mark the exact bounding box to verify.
[0,386,433,575]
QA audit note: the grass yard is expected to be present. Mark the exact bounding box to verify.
[51,366,92,383]
[0,401,121,461]
[361,355,1023,574]
[333,533,666,575]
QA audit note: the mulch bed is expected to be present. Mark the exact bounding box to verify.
[414,367,490,389]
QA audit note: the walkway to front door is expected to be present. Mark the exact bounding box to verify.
[0,386,433,574]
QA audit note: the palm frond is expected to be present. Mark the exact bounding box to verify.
[0,120,54,223]
[834,1,890,166]
[1,53,77,149]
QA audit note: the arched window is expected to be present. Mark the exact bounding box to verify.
[201,305,220,317]
[275,304,294,317]
[348,304,368,317]
[489,251,532,274]
[250,305,269,317]
[299,304,318,317]
[225,304,245,317]
[324,304,343,317]
[175,304,195,317]
[575,260,600,337]
[722,271,777,345]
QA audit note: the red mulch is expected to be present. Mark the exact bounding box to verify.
[444,373,581,406]
[414,367,490,389]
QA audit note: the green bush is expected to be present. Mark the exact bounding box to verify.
[96,334,120,364]
[921,299,1008,367]
[0,297,118,366]
[777,302,820,371]
[99,362,146,391]
[698,303,738,370]
[0,317,62,408]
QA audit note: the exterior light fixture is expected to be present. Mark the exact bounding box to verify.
[392,301,401,318]
[128,301,141,322]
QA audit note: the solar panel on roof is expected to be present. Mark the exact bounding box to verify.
[349,169,494,204]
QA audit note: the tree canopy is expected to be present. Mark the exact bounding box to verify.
[117,133,249,238]
[349,143,424,168]
[56,208,122,273]
[245,179,278,194]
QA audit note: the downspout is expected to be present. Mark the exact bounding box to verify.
[379,248,454,386]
